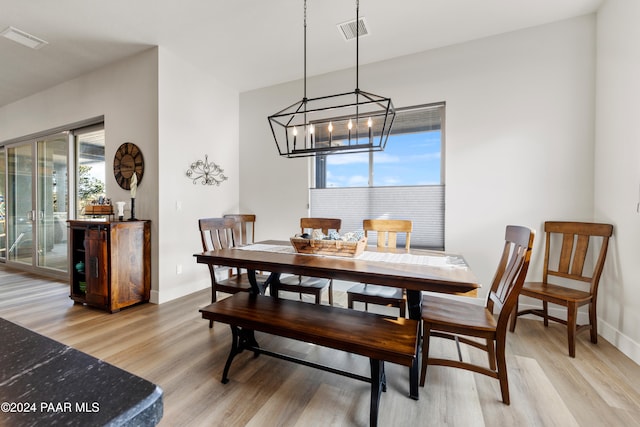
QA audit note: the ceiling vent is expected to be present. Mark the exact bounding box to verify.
[337,17,369,41]
[1,26,48,49]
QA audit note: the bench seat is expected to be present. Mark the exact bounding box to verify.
[200,293,419,427]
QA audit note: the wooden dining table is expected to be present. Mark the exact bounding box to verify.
[194,239,480,321]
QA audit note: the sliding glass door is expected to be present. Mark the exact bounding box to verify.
[6,142,34,266]
[6,133,69,273]
[0,147,6,260]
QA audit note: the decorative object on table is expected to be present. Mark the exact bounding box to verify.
[290,230,367,258]
[268,0,395,158]
[186,155,228,186]
[84,204,113,216]
[84,198,113,216]
[116,201,126,221]
[113,142,144,190]
[129,173,137,221]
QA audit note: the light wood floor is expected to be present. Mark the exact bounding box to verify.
[2,266,640,427]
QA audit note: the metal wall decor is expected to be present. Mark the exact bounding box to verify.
[186,155,228,186]
[268,0,396,158]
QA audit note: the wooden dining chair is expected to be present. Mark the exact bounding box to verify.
[420,225,534,405]
[276,218,341,305]
[223,214,258,246]
[509,221,613,357]
[199,217,269,327]
[347,219,412,317]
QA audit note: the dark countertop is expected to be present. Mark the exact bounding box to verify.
[0,318,163,426]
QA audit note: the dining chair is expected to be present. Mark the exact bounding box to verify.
[276,218,341,305]
[199,217,269,327]
[223,214,258,246]
[420,225,534,405]
[347,219,412,317]
[509,221,613,357]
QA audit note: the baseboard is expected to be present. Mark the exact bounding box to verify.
[598,319,640,365]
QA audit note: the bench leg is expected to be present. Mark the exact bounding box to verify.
[222,326,261,384]
[370,359,385,427]
[222,325,240,384]
[409,354,419,400]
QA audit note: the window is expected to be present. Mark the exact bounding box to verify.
[311,103,445,249]
[316,103,444,188]
[74,125,105,217]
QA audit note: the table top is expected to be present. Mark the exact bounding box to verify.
[0,318,163,426]
[195,240,479,294]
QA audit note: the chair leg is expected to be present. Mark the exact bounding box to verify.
[542,301,549,327]
[328,279,334,306]
[509,298,518,332]
[347,293,354,309]
[495,337,510,405]
[589,301,598,344]
[567,303,578,358]
[209,287,218,328]
[419,325,432,387]
[487,338,496,371]
[399,302,406,318]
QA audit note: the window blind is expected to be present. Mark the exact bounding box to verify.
[309,185,444,249]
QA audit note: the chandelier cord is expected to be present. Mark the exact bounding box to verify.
[303,0,307,102]
[356,0,359,92]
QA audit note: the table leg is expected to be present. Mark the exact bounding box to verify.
[406,289,423,321]
[247,269,265,295]
[406,289,422,400]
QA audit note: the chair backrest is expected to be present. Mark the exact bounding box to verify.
[363,219,412,249]
[199,217,239,252]
[487,225,535,325]
[223,214,257,245]
[542,221,613,295]
[300,218,342,235]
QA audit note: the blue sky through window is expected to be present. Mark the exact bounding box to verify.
[324,131,441,187]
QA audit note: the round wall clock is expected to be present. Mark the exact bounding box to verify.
[113,142,144,190]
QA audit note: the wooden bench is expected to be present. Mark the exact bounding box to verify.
[200,293,419,427]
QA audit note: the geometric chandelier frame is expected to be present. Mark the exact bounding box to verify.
[268,0,395,158]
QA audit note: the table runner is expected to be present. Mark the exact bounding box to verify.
[234,243,467,268]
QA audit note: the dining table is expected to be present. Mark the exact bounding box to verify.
[194,239,480,322]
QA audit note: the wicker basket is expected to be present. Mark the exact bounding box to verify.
[290,237,367,258]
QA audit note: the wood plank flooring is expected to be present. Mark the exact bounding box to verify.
[1,265,640,426]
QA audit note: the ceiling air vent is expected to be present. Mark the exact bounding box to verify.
[1,26,48,49]
[337,17,369,41]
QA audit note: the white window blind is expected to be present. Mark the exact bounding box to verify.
[309,185,444,249]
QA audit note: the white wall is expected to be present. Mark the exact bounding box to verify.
[240,15,596,303]
[156,48,240,303]
[595,0,640,363]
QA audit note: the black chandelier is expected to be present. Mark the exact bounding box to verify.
[268,0,395,158]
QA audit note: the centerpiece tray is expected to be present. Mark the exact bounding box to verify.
[290,237,367,258]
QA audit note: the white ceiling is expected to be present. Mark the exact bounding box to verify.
[0,0,603,108]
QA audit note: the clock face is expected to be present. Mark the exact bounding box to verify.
[113,142,144,190]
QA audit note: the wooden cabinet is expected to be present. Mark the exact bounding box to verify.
[68,220,150,313]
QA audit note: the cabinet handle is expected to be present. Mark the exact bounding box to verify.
[90,257,99,278]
